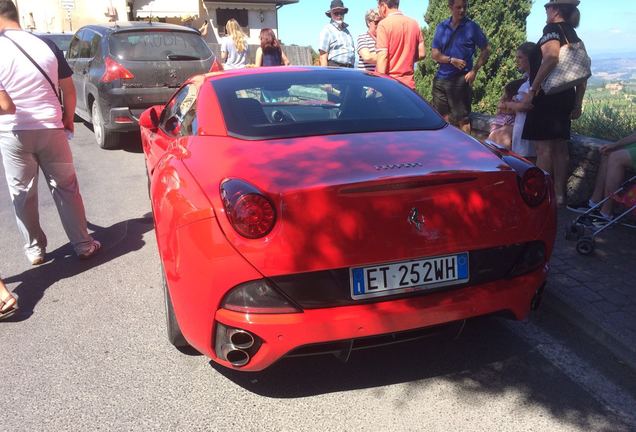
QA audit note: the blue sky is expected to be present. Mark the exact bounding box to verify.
[279,0,636,56]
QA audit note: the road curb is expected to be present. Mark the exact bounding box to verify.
[542,290,636,372]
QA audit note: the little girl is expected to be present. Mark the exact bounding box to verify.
[487,79,526,148]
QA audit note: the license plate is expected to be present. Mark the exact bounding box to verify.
[350,252,469,300]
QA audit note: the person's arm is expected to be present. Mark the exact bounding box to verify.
[358,47,377,64]
[255,47,263,67]
[0,90,16,115]
[376,50,388,74]
[319,51,328,67]
[528,39,560,96]
[59,77,76,132]
[281,50,290,66]
[431,48,466,70]
[600,132,636,154]
[416,39,426,62]
[375,23,389,74]
[571,81,587,119]
[198,22,209,37]
[465,44,490,85]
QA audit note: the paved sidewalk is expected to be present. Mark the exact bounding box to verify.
[544,208,636,370]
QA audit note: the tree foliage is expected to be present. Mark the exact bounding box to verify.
[415,0,532,115]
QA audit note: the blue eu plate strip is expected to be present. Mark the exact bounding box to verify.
[352,268,365,295]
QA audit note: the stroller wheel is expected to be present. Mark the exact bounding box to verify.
[565,222,583,241]
[576,237,595,255]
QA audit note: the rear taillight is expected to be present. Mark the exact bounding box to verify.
[221,280,301,314]
[220,179,276,239]
[519,167,548,207]
[209,58,224,72]
[101,57,134,83]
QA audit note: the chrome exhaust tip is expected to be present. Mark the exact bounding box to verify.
[228,329,255,350]
[221,344,250,367]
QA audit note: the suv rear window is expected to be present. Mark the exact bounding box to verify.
[212,70,446,140]
[109,31,212,61]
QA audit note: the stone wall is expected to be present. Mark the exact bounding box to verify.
[470,113,634,206]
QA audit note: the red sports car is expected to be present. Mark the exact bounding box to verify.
[139,67,556,371]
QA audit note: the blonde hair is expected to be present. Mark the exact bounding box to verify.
[225,19,247,52]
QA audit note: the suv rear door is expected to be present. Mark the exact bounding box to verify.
[107,29,213,113]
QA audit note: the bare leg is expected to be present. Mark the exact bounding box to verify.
[600,149,631,216]
[534,139,553,174]
[590,153,609,203]
[552,139,570,206]
[0,277,17,315]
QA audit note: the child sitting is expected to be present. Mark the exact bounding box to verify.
[487,79,526,148]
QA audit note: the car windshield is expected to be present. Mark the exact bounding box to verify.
[212,70,446,140]
[109,31,212,61]
[41,34,72,52]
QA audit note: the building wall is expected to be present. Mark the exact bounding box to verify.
[14,0,128,33]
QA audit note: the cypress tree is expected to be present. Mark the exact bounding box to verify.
[415,0,532,115]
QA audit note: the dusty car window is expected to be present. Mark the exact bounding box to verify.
[109,31,212,61]
[213,71,446,140]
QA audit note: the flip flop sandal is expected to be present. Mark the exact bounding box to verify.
[0,297,18,321]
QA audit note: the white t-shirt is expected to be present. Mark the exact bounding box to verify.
[511,79,536,158]
[221,36,247,69]
[0,30,66,131]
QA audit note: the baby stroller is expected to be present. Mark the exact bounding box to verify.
[566,175,636,255]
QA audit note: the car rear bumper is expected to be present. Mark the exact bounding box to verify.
[212,266,547,371]
[99,86,176,132]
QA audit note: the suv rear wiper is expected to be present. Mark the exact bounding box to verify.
[166,54,201,61]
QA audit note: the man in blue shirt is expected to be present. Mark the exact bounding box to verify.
[319,0,355,68]
[431,0,490,134]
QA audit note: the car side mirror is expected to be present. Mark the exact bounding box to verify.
[139,105,161,132]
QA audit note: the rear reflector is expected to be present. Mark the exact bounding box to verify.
[114,116,133,124]
[101,57,134,83]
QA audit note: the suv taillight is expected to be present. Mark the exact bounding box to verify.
[519,167,548,207]
[101,57,134,83]
[220,179,276,239]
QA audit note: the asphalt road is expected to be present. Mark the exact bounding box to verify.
[1,123,635,431]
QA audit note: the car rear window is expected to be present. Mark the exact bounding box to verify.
[43,34,72,52]
[212,70,446,140]
[109,31,212,61]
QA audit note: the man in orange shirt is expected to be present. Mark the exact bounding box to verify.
[376,0,425,89]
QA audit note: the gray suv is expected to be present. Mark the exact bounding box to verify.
[66,22,215,149]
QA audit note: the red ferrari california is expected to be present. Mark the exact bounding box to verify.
[139,67,556,371]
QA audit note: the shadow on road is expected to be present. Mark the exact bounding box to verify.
[2,214,154,321]
[211,316,631,431]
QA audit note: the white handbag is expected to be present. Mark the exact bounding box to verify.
[543,27,591,95]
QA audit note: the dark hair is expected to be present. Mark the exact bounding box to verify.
[555,5,580,28]
[260,28,281,51]
[0,0,19,22]
[448,0,468,7]
[517,42,536,59]
[378,0,400,8]
[504,79,526,100]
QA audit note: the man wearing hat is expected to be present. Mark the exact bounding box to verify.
[319,0,355,68]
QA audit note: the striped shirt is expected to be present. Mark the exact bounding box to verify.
[356,32,376,71]
[319,21,355,66]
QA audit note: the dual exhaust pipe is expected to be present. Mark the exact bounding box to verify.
[220,329,255,367]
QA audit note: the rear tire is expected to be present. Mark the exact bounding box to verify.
[91,101,120,149]
[162,267,189,348]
